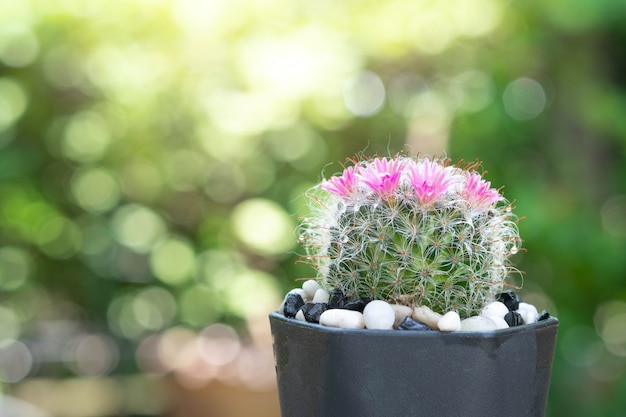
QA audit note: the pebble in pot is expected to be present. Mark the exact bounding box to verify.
[302,280,321,300]
[397,317,432,331]
[312,288,330,304]
[319,309,365,329]
[363,300,395,330]
[390,304,413,328]
[480,301,510,329]
[283,292,305,318]
[518,302,539,324]
[301,302,328,323]
[278,289,305,316]
[505,311,525,327]
[438,311,461,332]
[489,316,510,330]
[328,288,348,309]
[295,309,306,321]
[344,298,368,312]
[460,316,499,331]
[412,305,442,330]
[481,301,509,321]
[496,290,522,311]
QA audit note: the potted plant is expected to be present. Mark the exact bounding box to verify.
[269,154,558,417]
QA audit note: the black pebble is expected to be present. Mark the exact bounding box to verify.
[397,317,431,331]
[301,302,328,323]
[538,310,551,321]
[283,293,304,318]
[504,311,525,327]
[328,288,347,309]
[343,298,369,312]
[496,291,522,311]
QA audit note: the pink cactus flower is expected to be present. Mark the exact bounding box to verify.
[407,158,458,205]
[320,165,359,198]
[356,157,405,198]
[463,171,503,207]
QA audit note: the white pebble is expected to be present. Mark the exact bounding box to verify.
[490,316,510,330]
[390,304,413,328]
[312,288,330,304]
[518,302,539,324]
[438,311,461,331]
[302,280,321,299]
[412,305,442,330]
[481,301,509,320]
[319,309,365,329]
[363,300,395,330]
[460,316,498,332]
[288,288,306,298]
[295,309,306,321]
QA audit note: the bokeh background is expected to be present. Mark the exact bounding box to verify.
[1,0,625,416]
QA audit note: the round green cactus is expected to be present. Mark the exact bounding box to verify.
[298,155,521,318]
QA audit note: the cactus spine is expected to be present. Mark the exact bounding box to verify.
[299,155,521,318]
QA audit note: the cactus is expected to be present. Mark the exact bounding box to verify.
[298,155,521,318]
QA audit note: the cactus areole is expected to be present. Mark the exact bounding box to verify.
[299,155,521,318]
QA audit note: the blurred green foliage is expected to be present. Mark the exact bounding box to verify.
[1,0,626,416]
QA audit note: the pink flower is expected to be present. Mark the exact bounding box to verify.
[356,157,405,198]
[321,165,359,198]
[463,171,503,207]
[407,158,458,205]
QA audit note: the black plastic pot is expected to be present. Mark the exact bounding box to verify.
[270,312,559,417]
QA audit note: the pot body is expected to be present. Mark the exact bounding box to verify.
[270,312,558,417]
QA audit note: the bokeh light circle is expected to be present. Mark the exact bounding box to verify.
[0,246,30,291]
[112,204,167,253]
[503,77,546,120]
[231,199,295,256]
[0,339,32,383]
[71,167,121,212]
[0,78,27,132]
[343,71,386,117]
[149,237,196,285]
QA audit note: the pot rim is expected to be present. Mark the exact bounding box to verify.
[269,311,559,339]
